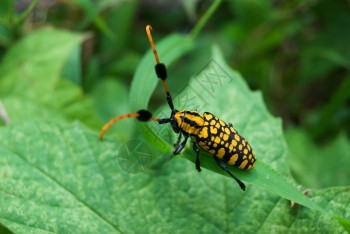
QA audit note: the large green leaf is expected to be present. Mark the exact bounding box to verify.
[240,186,350,233]
[0,27,87,101]
[1,79,100,130]
[0,96,67,125]
[0,28,100,129]
[0,121,349,233]
[129,36,321,211]
[0,122,120,233]
[45,79,101,130]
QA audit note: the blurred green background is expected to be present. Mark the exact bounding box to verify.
[1,0,349,187]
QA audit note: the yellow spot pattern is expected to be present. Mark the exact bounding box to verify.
[223,134,229,141]
[238,160,248,169]
[204,114,212,121]
[228,154,239,165]
[200,127,208,138]
[210,126,217,134]
[234,134,240,142]
[232,140,237,146]
[229,144,233,152]
[194,112,256,171]
[243,149,248,155]
[217,148,225,158]
[202,145,210,151]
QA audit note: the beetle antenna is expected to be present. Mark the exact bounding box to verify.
[99,109,172,141]
[100,110,158,141]
[146,25,175,111]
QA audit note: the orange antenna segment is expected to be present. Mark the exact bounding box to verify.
[161,79,170,93]
[99,112,160,141]
[146,25,160,64]
[99,113,139,141]
[151,116,159,122]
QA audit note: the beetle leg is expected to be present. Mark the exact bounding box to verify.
[174,135,188,155]
[192,142,201,172]
[213,156,246,191]
[174,132,182,149]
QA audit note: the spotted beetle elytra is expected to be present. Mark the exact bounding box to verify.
[100,25,256,191]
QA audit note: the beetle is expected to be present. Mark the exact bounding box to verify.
[100,25,256,191]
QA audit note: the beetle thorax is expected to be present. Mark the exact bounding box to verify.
[173,110,204,136]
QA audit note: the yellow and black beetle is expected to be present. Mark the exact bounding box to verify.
[100,25,256,191]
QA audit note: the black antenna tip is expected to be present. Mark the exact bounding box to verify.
[155,63,167,80]
[137,110,153,122]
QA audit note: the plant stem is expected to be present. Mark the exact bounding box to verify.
[190,0,223,40]
[8,0,15,23]
[15,0,40,26]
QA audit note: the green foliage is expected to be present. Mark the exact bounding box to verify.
[285,129,350,189]
[0,0,349,233]
[0,28,100,129]
[0,122,349,233]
